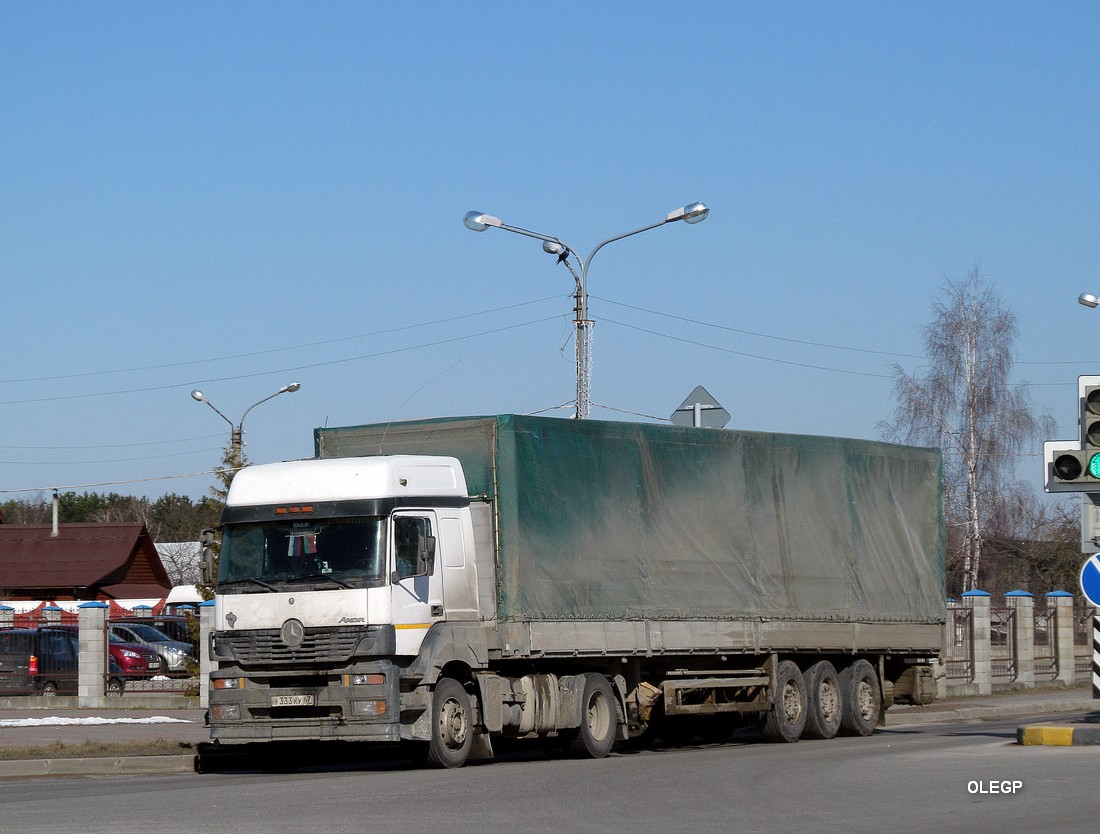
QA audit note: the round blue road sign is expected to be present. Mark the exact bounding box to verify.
[1080,554,1100,608]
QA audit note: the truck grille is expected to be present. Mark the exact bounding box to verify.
[222,627,362,666]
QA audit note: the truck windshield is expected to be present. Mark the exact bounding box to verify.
[218,516,386,589]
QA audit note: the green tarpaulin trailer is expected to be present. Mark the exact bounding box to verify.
[316,414,945,639]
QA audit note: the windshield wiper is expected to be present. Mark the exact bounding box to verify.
[224,577,280,593]
[288,573,353,589]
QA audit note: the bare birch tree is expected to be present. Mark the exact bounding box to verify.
[879,267,1053,593]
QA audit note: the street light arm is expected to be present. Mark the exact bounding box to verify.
[199,398,235,429]
[238,382,301,426]
[581,218,670,280]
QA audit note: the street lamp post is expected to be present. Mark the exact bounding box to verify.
[463,202,709,419]
[190,381,301,471]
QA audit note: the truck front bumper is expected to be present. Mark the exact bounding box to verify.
[208,659,406,744]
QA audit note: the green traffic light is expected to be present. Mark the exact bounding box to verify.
[1088,454,1100,479]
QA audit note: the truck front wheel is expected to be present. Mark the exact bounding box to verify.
[426,677,473,768]
[568,673,617,759]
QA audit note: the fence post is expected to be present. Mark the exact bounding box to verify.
[963,590,993,695]
[939,600,955,699]
[1046,591,1076,685]
[77,602,109,707]
[199,600,215,709]
[42,604,62,624]
[0,606,13,629]
[1006,591,1034,688]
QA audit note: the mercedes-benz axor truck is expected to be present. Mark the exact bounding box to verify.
[204,415,945,767]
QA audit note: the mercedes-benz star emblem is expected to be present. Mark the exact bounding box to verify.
[281,618,305,649]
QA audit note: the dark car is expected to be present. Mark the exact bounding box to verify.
[0,629,127,695]
[0,627,124,696]
[52,625,164,678]
[0,628,77,694]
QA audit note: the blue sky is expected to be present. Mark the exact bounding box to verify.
[2,2,1099,501]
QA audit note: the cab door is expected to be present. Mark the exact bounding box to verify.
[389,511,444,655]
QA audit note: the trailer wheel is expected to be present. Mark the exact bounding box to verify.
[838,659,881,737]
[761,660,806,743]
[568,673,617,759]
[802,661,841,740]
[40,681,58,696]
[426,677,473,769]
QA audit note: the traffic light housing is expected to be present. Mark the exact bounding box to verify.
[1044,377,1100,492]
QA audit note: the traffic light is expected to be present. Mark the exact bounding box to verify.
[1044,377,1100,492]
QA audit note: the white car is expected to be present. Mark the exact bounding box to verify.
[109,623,194,672]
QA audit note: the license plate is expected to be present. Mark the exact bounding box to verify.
[271,694,314,707]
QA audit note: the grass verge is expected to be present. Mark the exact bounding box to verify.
[0,740,196,761]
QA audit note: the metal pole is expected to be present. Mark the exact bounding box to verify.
[1093,613,1099,700]
[464,205,708,420]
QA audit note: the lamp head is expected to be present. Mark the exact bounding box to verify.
[1079,293,1099,309]
[283,381,302,393]
[665,202,710,224]
[464,211,503,232]
[191,390,205,402]
[682,202,710,224]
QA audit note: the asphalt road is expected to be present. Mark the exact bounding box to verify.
[1,712,1097,834]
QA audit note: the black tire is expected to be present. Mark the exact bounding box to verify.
[761,660,806,743]
[426,677,473,769]
[40,681,58,696]
[568,673,617,759]
[106,677,125,697]
[802,661,841,740]
[838,659,881,737]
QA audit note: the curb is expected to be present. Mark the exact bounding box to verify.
[886,698,1098,727]
[0,754,195,779]
[1016,724,1100,746]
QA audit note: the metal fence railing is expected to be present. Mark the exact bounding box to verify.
[1033,602,1057,681]
[989,606,1017,680]
[1074,604,1097,678]
[945,603,974,681]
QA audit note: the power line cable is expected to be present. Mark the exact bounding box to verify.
[0,294,567,385]
[593,294,1097,368]
[600,317,897,379]
[0,316,565,406]
[0,433,224,451]
[1,446,224,466]
[592,295,924,359]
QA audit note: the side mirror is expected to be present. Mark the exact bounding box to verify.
[417,535,437,576]
[199,528,218,585]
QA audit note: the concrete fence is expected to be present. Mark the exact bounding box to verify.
[3,596,1094,707]
[0,600,214,709]
[941,590,1095,698]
